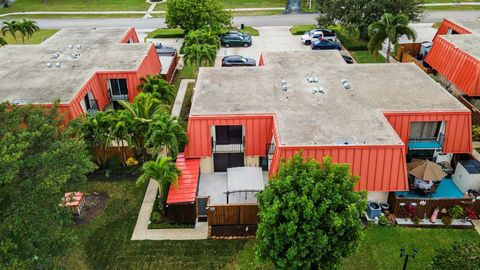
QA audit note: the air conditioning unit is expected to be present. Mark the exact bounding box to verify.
[453,160,480,193]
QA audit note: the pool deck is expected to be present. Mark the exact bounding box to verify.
[395,178,463,199]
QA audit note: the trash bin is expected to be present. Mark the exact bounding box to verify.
[241,24,245,29]
[380,202,389,212]
[366,201,381,220]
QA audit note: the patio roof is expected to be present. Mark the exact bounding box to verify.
[166,153,200,204]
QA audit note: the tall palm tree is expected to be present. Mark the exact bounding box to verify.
[367,13,416,63]
[183,43,217,67]
[137,74,175,105]
[18,19,39,44]
[146,113,188,158]
[184,29,220,49]
[1,20,20,44]
[137,156,182,214]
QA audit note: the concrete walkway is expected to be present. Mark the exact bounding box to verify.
[472,220,480,235]
[0,7,286,18]
[171,79,195,118]
[131,179,208,240]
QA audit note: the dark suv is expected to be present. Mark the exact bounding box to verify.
[220,32,252,48]
[221,55,256,67]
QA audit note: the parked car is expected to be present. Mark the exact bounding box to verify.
[222,30,249,38]
[301,29,337,45]
[221,33,252,48]
[311,40,342,50]
[221,55,256,67]
[341,54,354,64]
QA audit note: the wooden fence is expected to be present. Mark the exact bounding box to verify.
[165,202,197,224]
[456,95,480,125]
[395,43,421,61]
[388,193,480,219]
[207,204,259,226]
[90,146,136,164]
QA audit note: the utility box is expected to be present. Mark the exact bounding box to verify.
[453,159,480,193]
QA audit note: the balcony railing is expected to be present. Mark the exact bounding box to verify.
[212,137,245,153]
[408,134,444,150]
[108,90,129,101]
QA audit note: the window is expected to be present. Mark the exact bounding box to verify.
[109,79,128,96]
[215,125,242,144]
[410,121,441,139]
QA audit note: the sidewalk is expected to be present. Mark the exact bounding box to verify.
[171,79,195,118]
[131,179,208,240]
[0,7,286,18]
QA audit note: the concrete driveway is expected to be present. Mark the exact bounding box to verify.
[215,26,311,66]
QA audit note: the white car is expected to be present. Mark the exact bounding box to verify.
[300,29,337,45]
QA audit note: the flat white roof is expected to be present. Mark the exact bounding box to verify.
[191,51,468,146]
[0,28,151,104]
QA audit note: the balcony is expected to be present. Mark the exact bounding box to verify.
[211,137,244,153]
[108,90,128,101]
[408,135,444,150]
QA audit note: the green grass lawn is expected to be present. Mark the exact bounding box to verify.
[1,14,145,20]
[289,24,317,35]
[57,175,480,269]
[180,82,195,122]
[350,51,387,63]
[2,29,59,44]
[0,0,150,13]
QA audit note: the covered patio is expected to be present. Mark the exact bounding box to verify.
[198,167,269,205]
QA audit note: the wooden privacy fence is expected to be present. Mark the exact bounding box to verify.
[90,146,136,163]
[165,202,197,224]
[456,95,480,125]
[388,193,480,219]
[395,43,422,61]
[208,204,259,226]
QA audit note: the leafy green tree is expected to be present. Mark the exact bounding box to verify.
[83,110,117,166]
[430,241,480,270]
[146,113,188,158]
[316,0,424,41]
[137,74,175,105]
[0,103,96,269]
[255,154,367,269]
[18,19,39,44]
[368,13,416,63]
[165,0,232,33]
[1,20,20,43]
[183,29,220,49]
[137,156,181,213]
[184,43,217,67]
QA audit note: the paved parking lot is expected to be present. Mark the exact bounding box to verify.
[215,26,311,66]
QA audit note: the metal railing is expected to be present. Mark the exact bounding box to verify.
[211,137,245,153]
[86,99,99,117]
[408,134,444,149]
[108,90,129,101]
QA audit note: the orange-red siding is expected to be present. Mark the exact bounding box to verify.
[425,36,480,96]
[120,27,140,43]
[270,145,408,192]
[433,19,471,40]
[185,114,274,157]
[384,111,472,153]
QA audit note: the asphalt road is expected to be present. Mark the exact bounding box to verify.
[16,11,480,29]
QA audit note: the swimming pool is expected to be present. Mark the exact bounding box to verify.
[395,178,464,199]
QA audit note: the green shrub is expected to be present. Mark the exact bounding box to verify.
[449,205,464,219]
[151,212,161,223]
[289,24,317,35]
[442,215,452,225]
[473,125,480,141]
[332,26,368,51]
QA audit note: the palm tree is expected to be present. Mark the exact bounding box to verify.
[367,13,416,63]
[184,29,220,49]
[137,74,175,105]
[18,19,39,44]
[1,20,20,44]
[0,37,6,47]
[146,113,188,158]
[83,111,116,166]
[183,43,217,67]
[137,156,181,214]
[119,93,169,160]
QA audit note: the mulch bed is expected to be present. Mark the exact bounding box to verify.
[73,192,109,225]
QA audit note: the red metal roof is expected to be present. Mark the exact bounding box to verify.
[166,153,200,204]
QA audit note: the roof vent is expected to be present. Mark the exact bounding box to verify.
[55,62,61,68]
[336,137,355,145]
[341,79,350,89]
[11,99,28,105]
[281,79,289,92]
[51,52,60,59]
[46,62,52,68]
[68,44,74,49]
[76,44,81,49]
[71,52,80,59]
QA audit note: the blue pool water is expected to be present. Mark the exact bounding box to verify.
[396,178,464,199]
[408,140,442,149]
